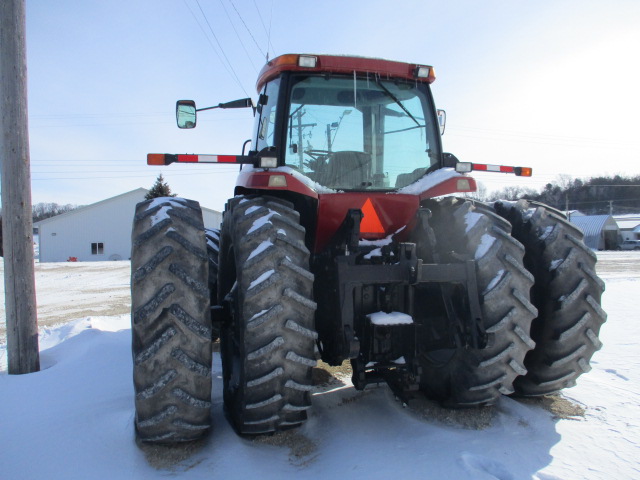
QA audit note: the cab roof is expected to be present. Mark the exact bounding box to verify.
[256,54,435,92]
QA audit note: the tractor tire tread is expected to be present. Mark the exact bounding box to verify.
[493,199,607,396]
[421,197,536,406]
[219,195,316,434]
[131,197,212,443]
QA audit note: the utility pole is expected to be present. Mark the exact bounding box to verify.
[1,0,40,374]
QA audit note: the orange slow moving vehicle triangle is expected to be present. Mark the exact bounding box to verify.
[360,198,385,234]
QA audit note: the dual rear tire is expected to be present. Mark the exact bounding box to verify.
[494,200,607,395]
[419,198,606,405]
[419,198,537,406]
[217,195,317,434]
[130,195,607,442]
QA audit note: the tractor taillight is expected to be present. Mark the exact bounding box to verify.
[457,178,472,191]
[268,175,287,187]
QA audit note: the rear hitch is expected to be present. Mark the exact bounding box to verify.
[351,355,422,404]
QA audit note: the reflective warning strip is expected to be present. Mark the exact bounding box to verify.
[176,154,239,163]
[472,163,516,173]
[147,153,254,165]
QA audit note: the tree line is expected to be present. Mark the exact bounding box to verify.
[478,174,640,215]
[0,203,80,256]
[1,174,174,256]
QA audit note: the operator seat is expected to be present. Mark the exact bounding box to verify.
[321,151,371,189]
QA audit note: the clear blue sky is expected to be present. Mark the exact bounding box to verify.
[21,0,640,211]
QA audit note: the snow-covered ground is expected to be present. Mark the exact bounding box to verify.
[1,253,639,480]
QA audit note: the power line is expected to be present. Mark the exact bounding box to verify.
[251,0,275,58]
[217,0,259,73]
[567,197,640,206]
[447,131,640,151]
[195,0,250,97]
[182,0,250,97]
[229,0,266,59]
[31,169,241,181]
[450,124,640,147]
[30,112,168,119]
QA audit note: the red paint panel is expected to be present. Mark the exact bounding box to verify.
[314,193,419,252]
[217,156,237,163]
[176,154,198,163]
[232,169,477,253]
[235,170,319,199]
[418,176,477,201]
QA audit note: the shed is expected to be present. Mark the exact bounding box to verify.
[569,215,619,250]
[613,214,640,242]
[35,189,222,262]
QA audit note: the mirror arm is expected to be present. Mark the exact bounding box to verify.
[196,105,221,113]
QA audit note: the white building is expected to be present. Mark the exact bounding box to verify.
[613,214,640,242]
[35,188,222,263]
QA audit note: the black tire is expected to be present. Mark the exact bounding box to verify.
[205,228,220,340]
[131,197,212,442]
[419,197,537,406]
[218,195,317,434]
[494,200,607,395]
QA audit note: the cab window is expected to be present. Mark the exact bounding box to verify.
[253,78,281,152]
[284,75,439,190]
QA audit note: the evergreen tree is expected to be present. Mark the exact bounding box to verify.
[145,174,177,200]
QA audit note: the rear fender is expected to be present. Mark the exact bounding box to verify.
[234,167,477,252]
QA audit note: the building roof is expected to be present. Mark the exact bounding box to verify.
[617,220,640,230]
[567,210,585,217]
[34,188,149,227]
[34,189,221,228]
[613,214,640,231]
[570,215,618,235]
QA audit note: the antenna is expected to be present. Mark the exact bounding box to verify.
[267,0,274,60]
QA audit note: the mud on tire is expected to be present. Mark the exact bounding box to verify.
[420,197,538,406]
[494,200,607,395]
[218,195,317,434]
[131,197,212,443]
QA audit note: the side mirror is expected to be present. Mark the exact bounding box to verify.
[176,100,196,129]
[437,109,446,135]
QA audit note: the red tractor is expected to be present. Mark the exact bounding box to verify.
[131,54,606,442]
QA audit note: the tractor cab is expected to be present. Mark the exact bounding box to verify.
[252,55,441,191]
[250,54,444,192]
